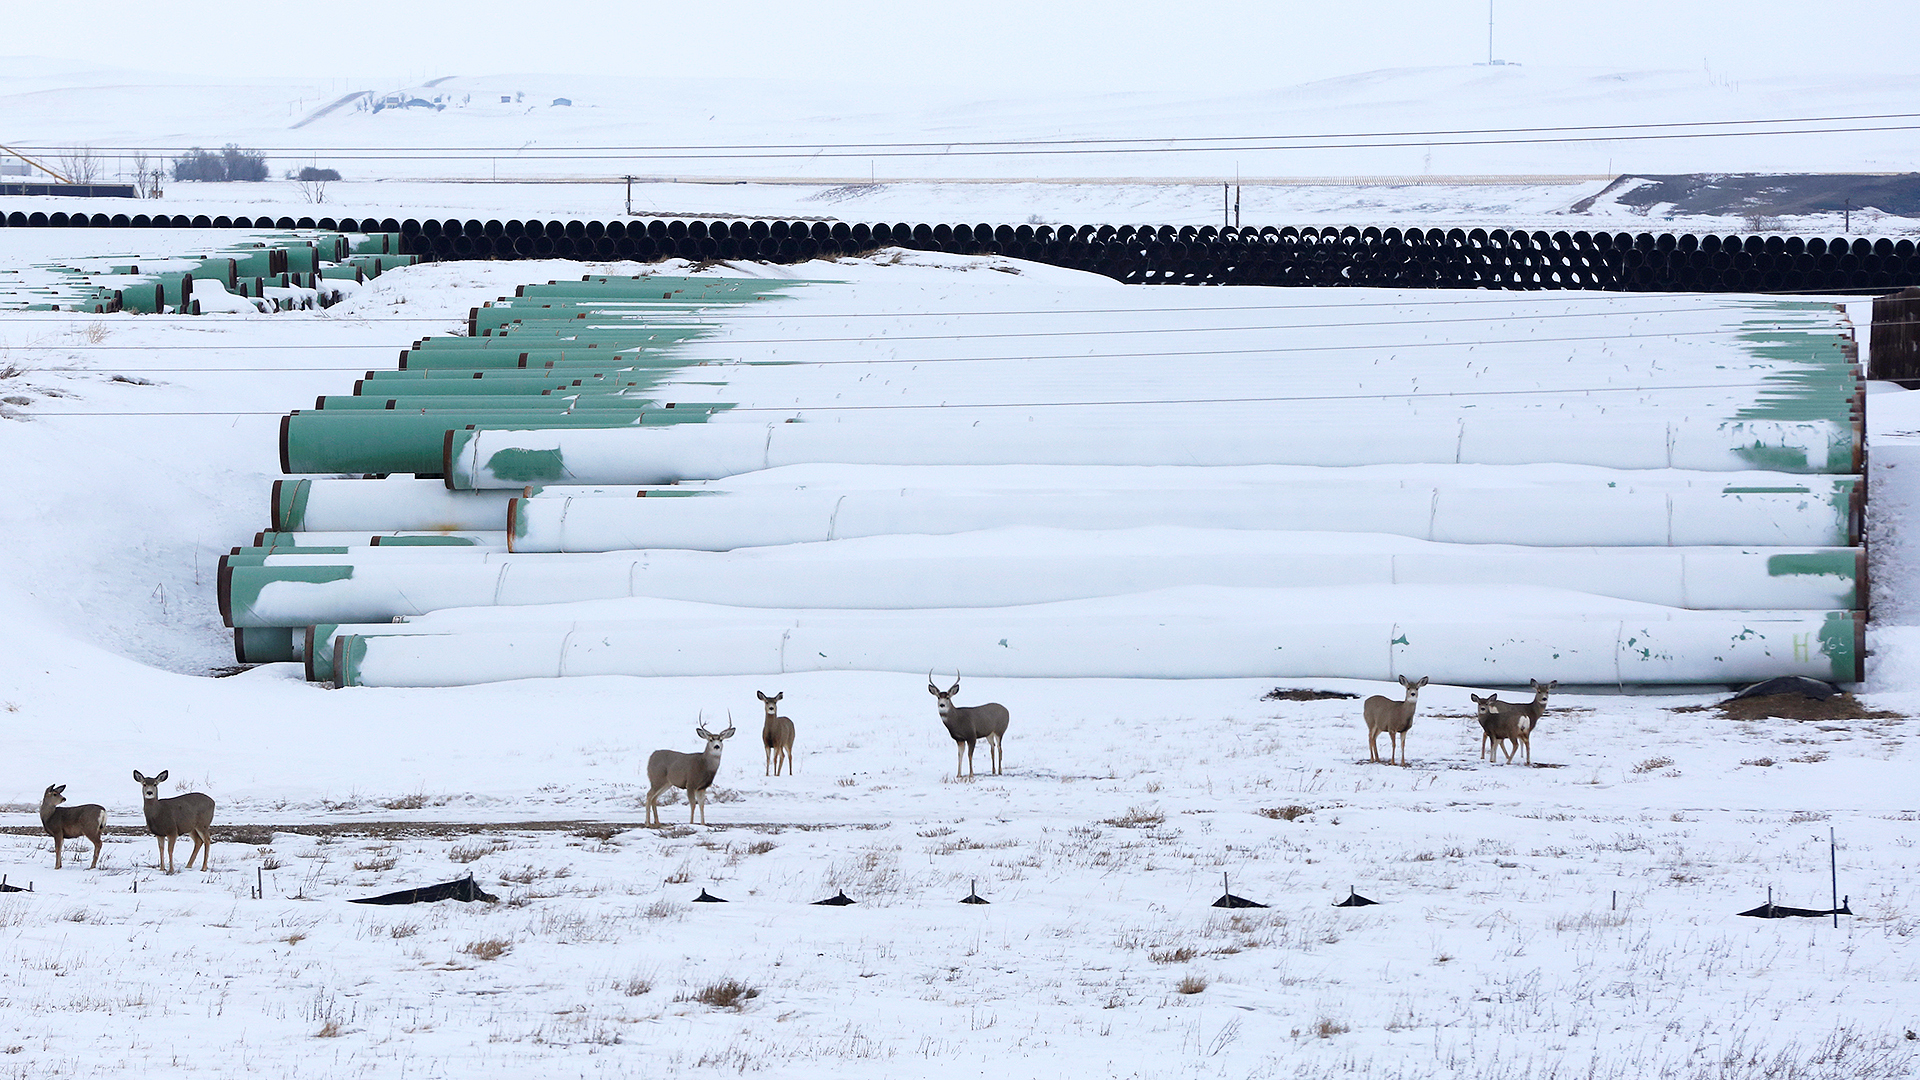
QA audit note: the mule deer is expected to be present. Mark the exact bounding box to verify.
[1470,693,1504,761]
[132,770,216,873]
[1363,675,1428,766]
[646,717,736,826]
[1476,680,1555,765]
[39,784,105,870]
[757,690,795,776]
[928,672,1010,777]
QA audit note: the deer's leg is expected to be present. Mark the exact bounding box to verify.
[197,830,212,871]
[1367,726,1379,763]
[53,836,63,870]
[155,835,167,871]
[89,835,102,869]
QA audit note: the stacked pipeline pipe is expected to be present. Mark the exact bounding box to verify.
[0,227,409,312]
[224,270,1867,685]
[10,213,1920,293]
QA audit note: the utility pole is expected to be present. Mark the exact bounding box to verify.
[625,175,634,217]
[1843,198,1853,234]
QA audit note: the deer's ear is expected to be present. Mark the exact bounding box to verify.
[928,684,939,695]
[52,784,65,794]
[948,682,960,696]
[132,771,144,783]
[772,692,782,702]
[155,770,168,783]
[756,691,768,702]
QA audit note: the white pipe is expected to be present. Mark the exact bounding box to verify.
[327,585,1857,687]
[506,475,1855,552]
[232,528,1858,628]
[448,415,1853,489]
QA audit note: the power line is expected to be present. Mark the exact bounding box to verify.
[16,110,1920,157]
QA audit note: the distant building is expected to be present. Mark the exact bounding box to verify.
[551,98,572,107]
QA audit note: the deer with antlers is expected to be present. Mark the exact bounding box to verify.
[645,716,736,826]
[928,672,1010,777]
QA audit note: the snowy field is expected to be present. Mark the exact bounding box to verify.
[6,63,1920,234]
[0,250,1917,1079]
[4,56,1920,1080]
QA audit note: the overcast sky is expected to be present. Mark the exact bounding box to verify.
[7,0,1916,94]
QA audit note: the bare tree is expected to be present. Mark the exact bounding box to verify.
[130,151,151,198]
[56,146,100,184]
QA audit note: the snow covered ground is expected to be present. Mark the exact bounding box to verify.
[3,57,1919,1080]
[6,64,1920,234]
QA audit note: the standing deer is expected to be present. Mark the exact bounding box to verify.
[757,690,795,776]
[131,769,216,873]
[1363,675,1429,766]
[1475,680,1555,765]
[39,784,106,870]
[1470,692,1505,761]
[646,717,736,826]
[928,672,1010,777]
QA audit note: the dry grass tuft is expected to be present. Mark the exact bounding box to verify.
[682,978,759,1009]
[1313,1017,1350,1038]
[314,1020,342,1038]
[1259,805,1313,821]
[1633,756,1674,774]
[1175,974,1208,995]
[1104,805,1165,829]
[462,938,512,961]
[1150,946,1198,964]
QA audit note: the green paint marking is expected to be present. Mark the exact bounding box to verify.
[1722,486,1810,494]
[1766,552,1856,579]
[1731,442,1813,472]
[1390,634,1409,646]
[1818,611,1857,683]
[485,447,568,483]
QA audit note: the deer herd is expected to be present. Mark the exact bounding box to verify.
[32,674,1551,869]
[1366,675,1558,767]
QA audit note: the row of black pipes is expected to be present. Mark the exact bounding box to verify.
[9,210,1920,292]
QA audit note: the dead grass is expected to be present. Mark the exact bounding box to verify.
[1258,805,1313,821]
[1633,756,1675,773]
[314,1020,342,1038]
[1175,974,1208,995]
[1150,946,1198,964]
[681,978,759,1009]
[462,938,512,961]
[1103,805,1165,829]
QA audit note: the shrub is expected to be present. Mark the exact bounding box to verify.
[297,166,342,182]
[173,144,268,182]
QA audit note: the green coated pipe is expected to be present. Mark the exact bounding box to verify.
[514,276,818,299]
[280,409,727,475]
[235,626,301,664]
[357,371,663,390]
[318,395,662,412]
